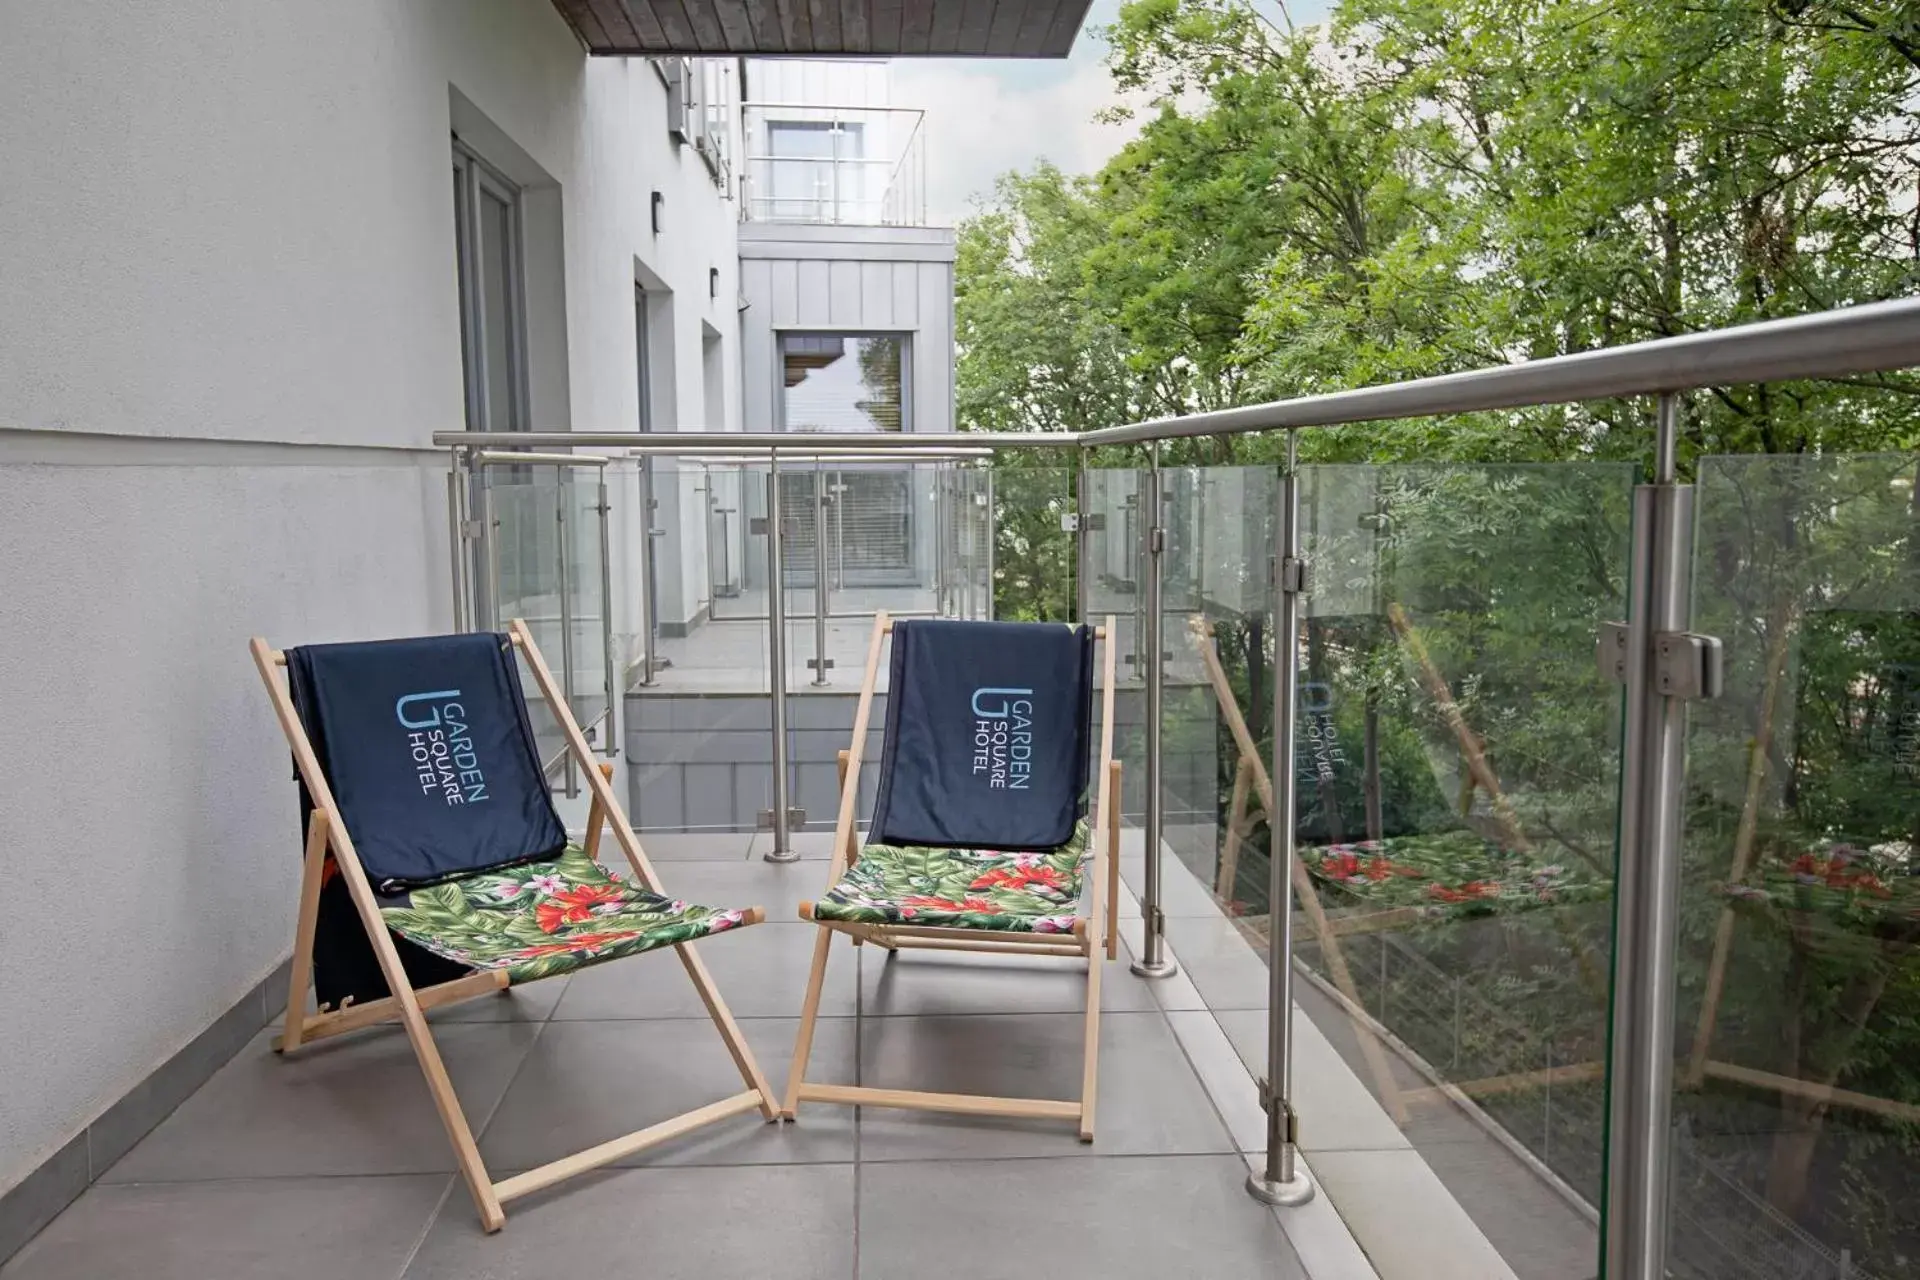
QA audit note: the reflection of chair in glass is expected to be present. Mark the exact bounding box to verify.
[1192,616,1408,1122]
[251,622,779,1231]
[1686,608,1920,1134]
[785,615,1120,1139]
[1197,603,1622,1115]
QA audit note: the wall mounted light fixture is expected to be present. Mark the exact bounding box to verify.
[651,191,664,234]
[709,267,719,299]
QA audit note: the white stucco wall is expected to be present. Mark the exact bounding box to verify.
[0,0,741,1194]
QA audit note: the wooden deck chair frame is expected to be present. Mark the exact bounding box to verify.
[250,619,779,1232]
[784,612,1122,1140]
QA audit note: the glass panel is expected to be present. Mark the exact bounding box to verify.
[988,463,1074,623]
[488,466,566,775]
[1671,452,1919,1280]
[706,462,754,620]
[779,334,905,433]
[626,458,779,834]
[1158,466,1276,910]
[1251,461,1631,1276]
[1084,467,1147,822]
[563,472,611,756]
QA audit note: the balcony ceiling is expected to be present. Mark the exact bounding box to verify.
[549,0,1093,57]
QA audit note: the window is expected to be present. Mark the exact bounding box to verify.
[453,142,529,432]
[765,120,864,222]
[778,333,906,433]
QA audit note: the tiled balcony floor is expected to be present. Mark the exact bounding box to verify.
[2,833,1342,1280]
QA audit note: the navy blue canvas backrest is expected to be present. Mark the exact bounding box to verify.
[869,619,1094,852]
[286,633,568,892]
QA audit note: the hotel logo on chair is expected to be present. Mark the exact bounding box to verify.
[396,689,490,805]
[970,686,1035,791]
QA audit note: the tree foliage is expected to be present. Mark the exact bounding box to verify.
[956,2,1920,1272]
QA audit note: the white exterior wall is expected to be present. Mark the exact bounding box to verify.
[0,0,741,1195]
[744,58,892,107]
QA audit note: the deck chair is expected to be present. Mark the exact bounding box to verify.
[250,620,778,1232]
[785,613,1120,1140]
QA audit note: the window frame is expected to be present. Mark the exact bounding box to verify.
[452,138,532,433]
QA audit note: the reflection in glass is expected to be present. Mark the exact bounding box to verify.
[1672,453,1919,1280]
[779,333,905,433]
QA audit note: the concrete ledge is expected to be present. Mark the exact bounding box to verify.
[1118,839,1523,1280]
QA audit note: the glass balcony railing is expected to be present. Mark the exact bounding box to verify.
[740,103,927,227]
[437,297,1920,1280]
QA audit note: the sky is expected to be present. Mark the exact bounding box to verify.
[886,0,1332,226]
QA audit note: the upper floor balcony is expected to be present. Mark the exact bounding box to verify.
[740,103,928,228]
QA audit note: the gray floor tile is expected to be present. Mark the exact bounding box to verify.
[551,923,856,1021]
[101,1023,539,1182]
[854,1012,1236,1161]
[1163,915,1272,1011]
[0,1176,449,1280]
[1117,917,1212,1011]
[625,829,752,861]
[1166,1010,1269,1153]
[860,944,1162,1016]
[479,1018,855,1171]
[90,975,279,1178]
[1120,845,1230,918]
[859,1155,1308,1280]
[1308,1148,1522,1280]
[645,857,837,917]
[403,1164,857,1279]
[1218,1006,1411,1155]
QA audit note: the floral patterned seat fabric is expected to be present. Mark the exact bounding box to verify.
[812,822,1092,934]
[376,845,755,983]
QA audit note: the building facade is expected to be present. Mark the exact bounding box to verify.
[0,0,951,1223]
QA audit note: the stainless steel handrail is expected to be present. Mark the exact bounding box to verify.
[440,298,1918,456]
[472,450,612,467]
[1078,296,1920,445]
[435,431,1074,450]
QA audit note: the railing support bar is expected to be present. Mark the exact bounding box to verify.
[1602,392,1694,1277]
[1132,441,1178,980]
[1249,433,1314,1207]
[764,458,798,862]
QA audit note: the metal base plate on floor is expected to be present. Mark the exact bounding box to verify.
[1129,957,1181,979]
[1245,1168,1315,1207]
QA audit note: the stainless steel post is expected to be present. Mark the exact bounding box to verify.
[637,459,659,688]
[597,469,616,752]
[1076,451,1090,625]
[480,464,500,631]
[812,466,831,686]
[1131,442,1178,980]
[555,472,578,798]
[1249,434,1314,1207]
[1602,393,1694,1278]
[764,458,798,862]
[934,465,949,614]
[446,456,469,631]
[985,467,996,620]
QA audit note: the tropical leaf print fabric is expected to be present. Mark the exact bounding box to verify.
[1722,840,1920,925]
[379,845,753,983]
[812,822,1092,933]
[1301,830,1609,921]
